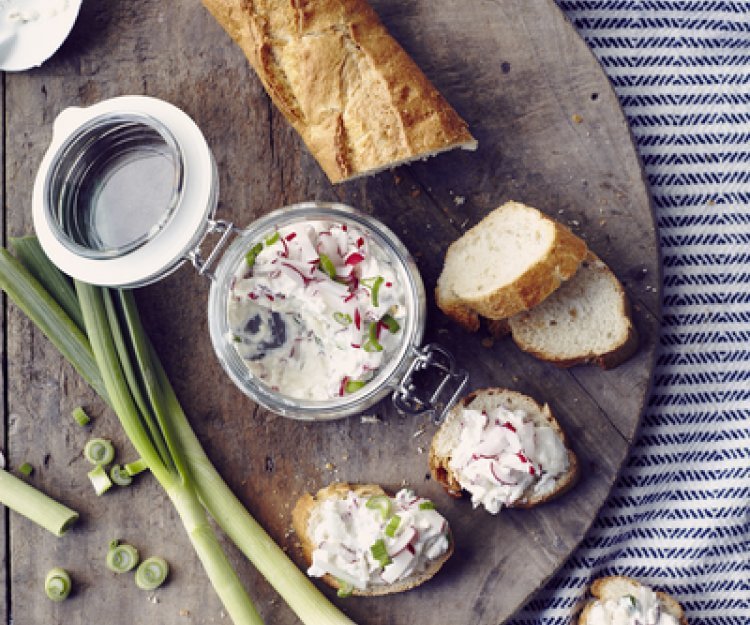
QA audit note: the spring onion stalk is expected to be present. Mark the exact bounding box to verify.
[135,556,169,590]
[76,282,263,625]
[124,458,148,476]
[71,406,91,426]
[0,468,78,536]
[110,465,133,486]
[45,567,72,601]
[107,541,139,573]
[88,464,113,496]
[84,438,115,465]
[1,241,358,625]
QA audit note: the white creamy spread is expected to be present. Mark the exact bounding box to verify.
[587,585,681,625]
[227,220,406,400]
[449,405,569,513]
[306,489,450,591]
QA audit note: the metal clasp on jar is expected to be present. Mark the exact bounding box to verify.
[392,344,468,424]
[188,219,237,280]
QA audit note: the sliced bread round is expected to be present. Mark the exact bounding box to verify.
[436,201,588,329]
[578,575,688,625]
[429,388,578,510]
[292,482,454,596]
[508,253,638,369]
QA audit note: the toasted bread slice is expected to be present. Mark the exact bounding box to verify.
[436,202,588,330]
[578,576,688,625]
[429,388,578,511]
[508,253,638,369]
[292,483,453,596]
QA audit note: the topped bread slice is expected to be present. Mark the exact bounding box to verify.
[436,201,588,331]
[578,575,688,625]
[508,253,638,369]
[430,388,578,513]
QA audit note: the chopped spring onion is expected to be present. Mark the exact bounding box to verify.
[45,567,72,601]
[363,322,383,353]
[71,406,91,426]
[245,243,263,268]
[0,467,79,536]
[380,313,400,334]
[84,438,115,465]
[318,254,336,280]
[369,539,391,568]
[333,311,352,326]
[135,556,169,590]
[365,495,392,519]
[336,579,353,598]
[110,465,133,486]
[124,458,149,477]
[418,501,435,510]
[265,232,280,246]
[384,514,401,537]
[370,276,384,307]
[344,379,366,394]
[18,462,33,476]
[88,464,113,496]
[627,595,638,609]
[107,541,140,573]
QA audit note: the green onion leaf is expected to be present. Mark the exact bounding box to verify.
[107,541,140,573]
[344,379,366,394]
[265,232,280,246]
[336,580,353,598]
[110,465,133,487]
[363,322,383,352]
[333,312,352,326]
[365,495,392,520]
[18,462,33,476]
[318,254,337,280]
[135,556,169,590]
[384,514,401,538]
[45,567,72,602]
[369,539,391,568]
[87,464,113,496]
[84,438,115,466]
[71,406,91,426]
[245,243,264,268]
[418,501,435,510]
[371,276,384,307]
[380,314,400,334]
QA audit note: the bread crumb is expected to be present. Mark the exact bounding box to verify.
[481,337,494,348]
[149,595,160,604]
[394,174,402,185]
[325,462,335,471]
[572,113,584,123]
[512,376,520,383]
[410,188,421,198]
[360,415,382,424]
[412,427,426,438]
[416,446,424,454]
[453,195,465,206]
[179,609,191,617]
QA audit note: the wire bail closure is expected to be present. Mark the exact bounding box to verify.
[392,343,469,424]
[188,219,236,280]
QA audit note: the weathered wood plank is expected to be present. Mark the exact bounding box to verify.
[0,69,7,625]
[4,1,657,624]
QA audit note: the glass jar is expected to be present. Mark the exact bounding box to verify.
[32,96,467,421]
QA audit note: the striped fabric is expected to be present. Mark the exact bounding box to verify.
[511,2,750,624]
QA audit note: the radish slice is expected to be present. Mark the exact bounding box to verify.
[387,526,416,556]
[381,549,415,584]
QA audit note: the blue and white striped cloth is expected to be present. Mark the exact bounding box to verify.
[512,3,750,624]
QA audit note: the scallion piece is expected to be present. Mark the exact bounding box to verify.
[45,567,72,602]
[365,495,392,520]
[336,580,353,598]
[333,312,352,326]
[107,541,140,573]
[18,462,33,476]
[371,276,384,307]
[265,232,280,245]
[384,514,401,538]
[344,379,366,394]
[318,254,337,280]
[418,501,435,510]
[380,313,400,334]
[369,539,391,568]
[245,243,263,268]
[124,458,149,477]
[88,464,113,496]
[110,465,133,487]
[71,406,91,426]
[135,556,169,590]
[84,438,115,466]
[363,323,383,353]
[0,467,78,536]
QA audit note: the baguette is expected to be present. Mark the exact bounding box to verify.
[292,482,453,596]
[201,0,477,183]
[429,388,578,513]
[436,201,588,331]
[508,253,638,369]
[578,575,688,625]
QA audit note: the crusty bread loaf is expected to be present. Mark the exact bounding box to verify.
[201,0,477,183]
[436,202,588,331]
[508,253,638,369]
[578,576,688,625]
[429,388,578,508]
[292,482,453,596]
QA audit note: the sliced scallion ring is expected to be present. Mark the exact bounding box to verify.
[87,464,112,496]
[344,379,366,394]
[84,438,115,466]
[124,458,148,477]
[107,541,140,573]
[135,556,169,590]
[369,539,391,568]
[318,254,337,280]
[109,464,133,487]
[265,231,280,246]
[45,567,72,602]
[71,406,91,426]
[336,579,353,598]
[371,276,384,307]
[384,514,401,538]
[333,311,352,326]
[418,500,435,510]
[18,462,33,476]
[365,495,392,520]
[245,243,263,268]
[380,313,400,334]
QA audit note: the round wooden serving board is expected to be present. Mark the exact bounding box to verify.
[4,1,659,625]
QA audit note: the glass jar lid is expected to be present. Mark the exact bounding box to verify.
[32,95,218,287]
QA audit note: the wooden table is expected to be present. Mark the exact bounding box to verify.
[0,1,659,624]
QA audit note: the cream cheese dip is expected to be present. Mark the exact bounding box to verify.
[586,584,681,625]
[227,220,406,400]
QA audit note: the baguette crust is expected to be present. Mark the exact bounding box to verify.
[429,388,579,509]
[202,0,477,183]
[292,482,454,596]
[578,576,688,625]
